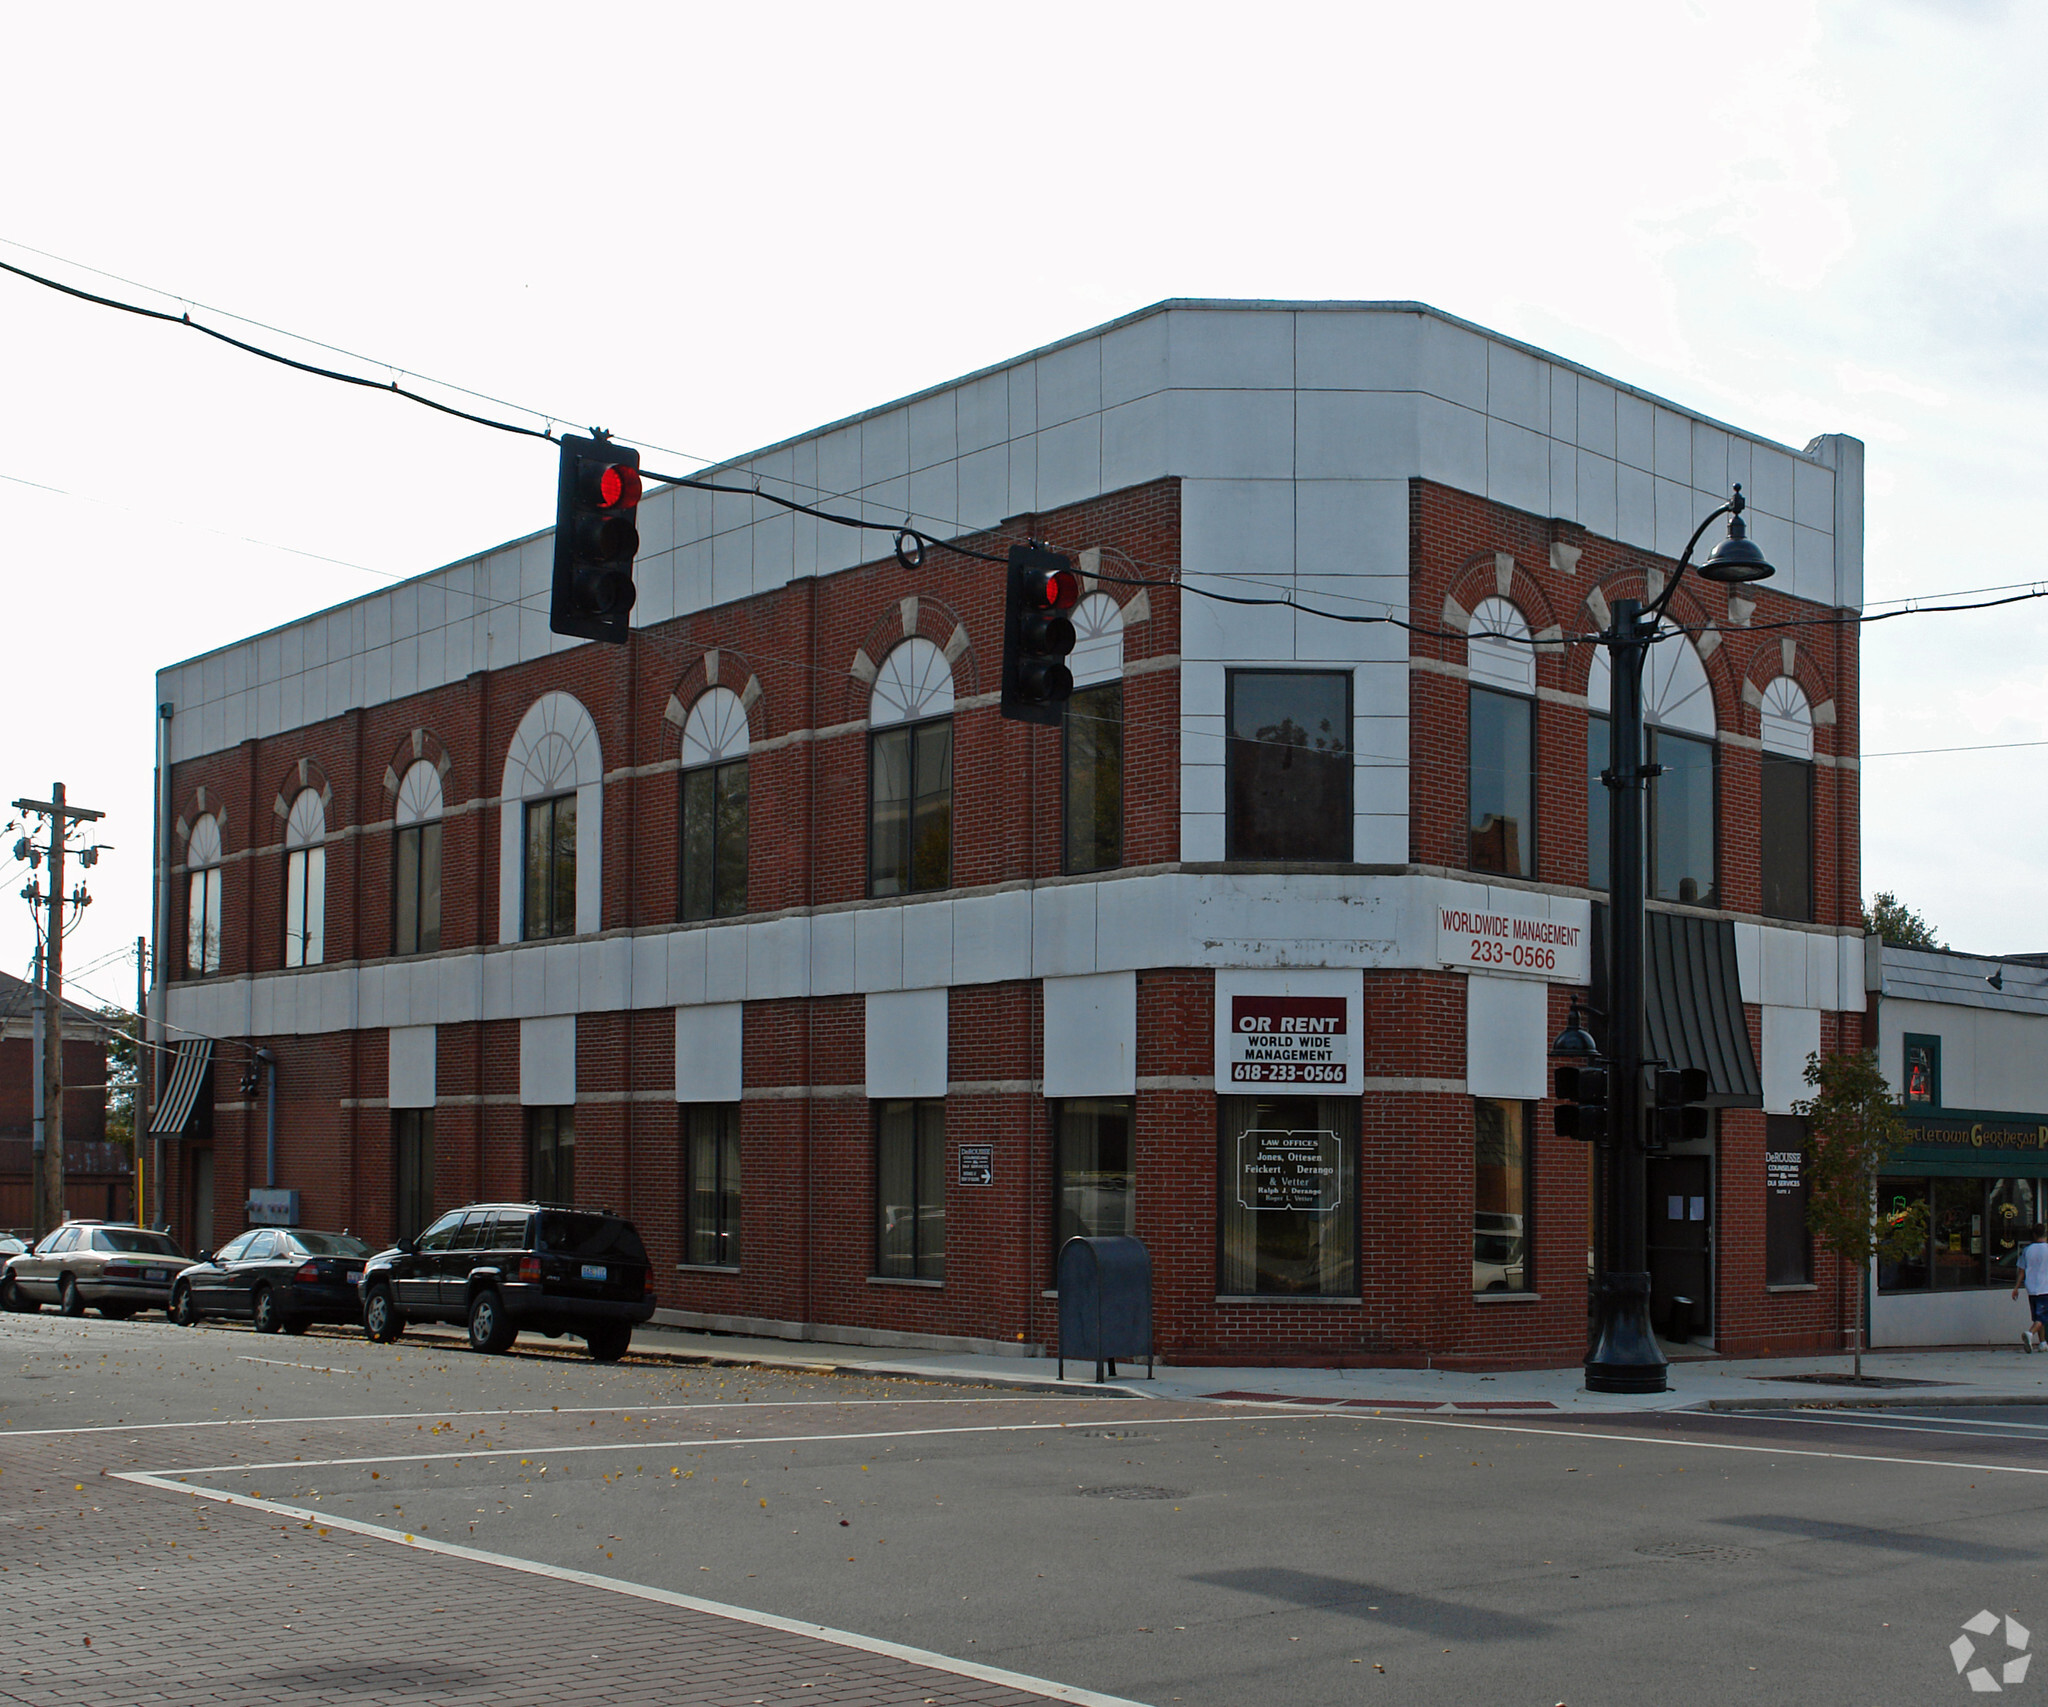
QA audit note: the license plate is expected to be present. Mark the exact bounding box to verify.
[581,1264,607,1281]
[147,1269,167,1281]
[346,1270,362,1283]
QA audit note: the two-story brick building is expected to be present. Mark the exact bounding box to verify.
[148,300,1867,1367]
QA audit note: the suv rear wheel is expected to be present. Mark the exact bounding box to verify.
[363,1285,405,1344]
[467,1288,516,1355]
[585,1322,632,1363]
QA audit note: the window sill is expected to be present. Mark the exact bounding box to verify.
[1473,1290,1541,1303]
[1213,1294,1361,1306]
[867,1275,944,1289]
[675,1263,740,1275]
[1765,1282,1818,1293]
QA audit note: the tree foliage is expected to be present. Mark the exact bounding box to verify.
[1795,1047,1927,1375]
[1862,891,1942,949]
[100,1006,138,1150]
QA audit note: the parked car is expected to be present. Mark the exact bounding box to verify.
[0,1234,26,1259]
[1,1221,195,1317]
[358,1203,655,1361]
[170,1227,374,1333]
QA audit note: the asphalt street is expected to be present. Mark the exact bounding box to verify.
[6,1313,2048,1706]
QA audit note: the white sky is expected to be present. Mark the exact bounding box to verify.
[1,0,2040,1005]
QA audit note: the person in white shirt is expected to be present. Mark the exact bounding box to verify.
[2011,1226,2048,1353]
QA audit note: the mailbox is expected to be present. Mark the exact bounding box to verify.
[1057,1234,1154,1383]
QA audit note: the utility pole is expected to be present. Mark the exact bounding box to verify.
[134,934,148,1224]
[28,940,45,1239]
[14,783,106,1238]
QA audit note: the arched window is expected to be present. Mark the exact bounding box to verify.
[393,760,444,955]
[680,687,749,921]
[1064,594,1123,874]
[1467,598,1536,877]
[498,693,603,943]
[868,637,953,897]
[185,814,223,976]
[1587,627,1718,905]
[1759,677,1814,921]
[282,789,326,968]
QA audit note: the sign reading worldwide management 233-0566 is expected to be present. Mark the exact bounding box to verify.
[1435,893,1591,983]
[1214,970,1361,1095]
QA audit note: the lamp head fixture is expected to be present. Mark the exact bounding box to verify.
[1698,484,1776,584]
[1550,998,1601,1060]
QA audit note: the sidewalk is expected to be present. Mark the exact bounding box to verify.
[617,1321,2048,1413]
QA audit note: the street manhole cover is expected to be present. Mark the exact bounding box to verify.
[1634,1541,1758,1563]
[1078,1484,1188,1500]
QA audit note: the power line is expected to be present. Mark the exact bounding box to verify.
[1862,737,2048,759]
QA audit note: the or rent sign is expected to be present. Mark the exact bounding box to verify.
[1214,970,1361,1095]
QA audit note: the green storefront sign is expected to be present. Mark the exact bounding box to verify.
[1895,1109,2048,1176]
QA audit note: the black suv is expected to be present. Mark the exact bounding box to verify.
[358,1203,655,1362]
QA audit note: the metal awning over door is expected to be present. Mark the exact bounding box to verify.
[149,1038,213,1136]
[1591,905,1762,1109]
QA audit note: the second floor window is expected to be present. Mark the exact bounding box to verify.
[185,813,223,976]
[393,759,444,956]
[523,794,577,940]
[1759,677,1816,922]
[1064,681,1123,873]
[1587,715,1718,905]
[1226,670,1351,861]
[1469,687,1535,876]
[282,787,326,969]
[680,686,751,921]
[870,720,951,896]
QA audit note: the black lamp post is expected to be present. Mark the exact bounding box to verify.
[1578,485,1774,1396]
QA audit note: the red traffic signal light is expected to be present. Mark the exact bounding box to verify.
[1001,544,1081,725]
[550,434,642,644]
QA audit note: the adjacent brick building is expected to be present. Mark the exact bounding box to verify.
[1,969,126,1230]
[150,300,1867,1366]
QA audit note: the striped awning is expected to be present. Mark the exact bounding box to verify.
[1590,905,1763,1109]
[149,1038,213,1136]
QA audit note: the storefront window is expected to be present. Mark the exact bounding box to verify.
[1989,1179,2039,1280]
[1877,1178,1930,1292]
[1056,1099,1133,1258]
[1763,1116,1812,1285]
[1218,1096,1356,1296]
[1473,1100,1531,1293]
[1932,1177,1986,1289]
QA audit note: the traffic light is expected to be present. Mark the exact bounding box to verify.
[1553,1063,1610,1144]
[1000,543,1081,725]
[550,434,643,644]
[1652,1066,1711,1147]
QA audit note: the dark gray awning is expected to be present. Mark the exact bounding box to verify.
[1591,906,1762,1109]
[149,1038,212,1136]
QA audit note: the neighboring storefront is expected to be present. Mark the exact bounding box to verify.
[1869,945,2048,1346]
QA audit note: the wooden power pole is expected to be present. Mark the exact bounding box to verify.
[14,783,105,1236]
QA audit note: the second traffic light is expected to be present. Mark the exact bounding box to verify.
[1000,543,1081,725]
[1553,1063,1610,1144]
[550,434,643,644]
[1653,1066,1712,1147]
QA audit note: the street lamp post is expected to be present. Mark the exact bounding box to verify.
[1579,486,1773,1396]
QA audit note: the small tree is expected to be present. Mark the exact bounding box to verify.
[1862,891,1942,949]
[1796,1048,1927,1377]
[101,1006,138,1150]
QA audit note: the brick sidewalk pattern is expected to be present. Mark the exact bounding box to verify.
[0,1431,1084,1707]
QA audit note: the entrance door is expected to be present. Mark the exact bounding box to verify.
[1646,1154,1711,1340]
[190,1148,215,1256]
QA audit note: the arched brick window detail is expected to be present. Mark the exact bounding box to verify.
[868,637,952,896]
[498,692,603,943]
[281,788,327,968]
[184,813,224,976]
[679,686,750,921]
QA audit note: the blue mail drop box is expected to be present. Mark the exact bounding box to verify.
[1057,1234,1154,1382]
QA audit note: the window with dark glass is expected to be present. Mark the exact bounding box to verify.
[1759,753,1812,921]
[1990,1178,2040,1280]
[1055,1099,1133,1261]
[1877,1177,1931,1291]
[394,1109,434,1244]
[1473,1099,1532,1293]
[1219,1096,1357,1296]
[528,1105,575,1204]
[1586,713,1610,892]
[522,794,577,940]
[1904,1035,1940,1107]
[1649,729,1716,906]
[874,1099,945,1280]
[1763,1115,1811,1285]
[1873,1176,2048,1293]
[1225,671,1352,861]
[1931,1176,1985,1290]
[394,821,442,955]
[869,721,951,897]
[1063,681,1123,874]
[684,1103,742,1266]
[1469,688,1535,876]
[681,759,748,920]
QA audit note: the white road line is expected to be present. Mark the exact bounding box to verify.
[1718,1409,2048,1444]
[239,1356,355,1374]
[160,1414,1230,1478]
[112,1471,1150,1707]
[1365,1411,2048,1476]
[0,1395,1132,1439]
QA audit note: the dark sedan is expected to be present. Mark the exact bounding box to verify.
[171,1227,374,1334]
